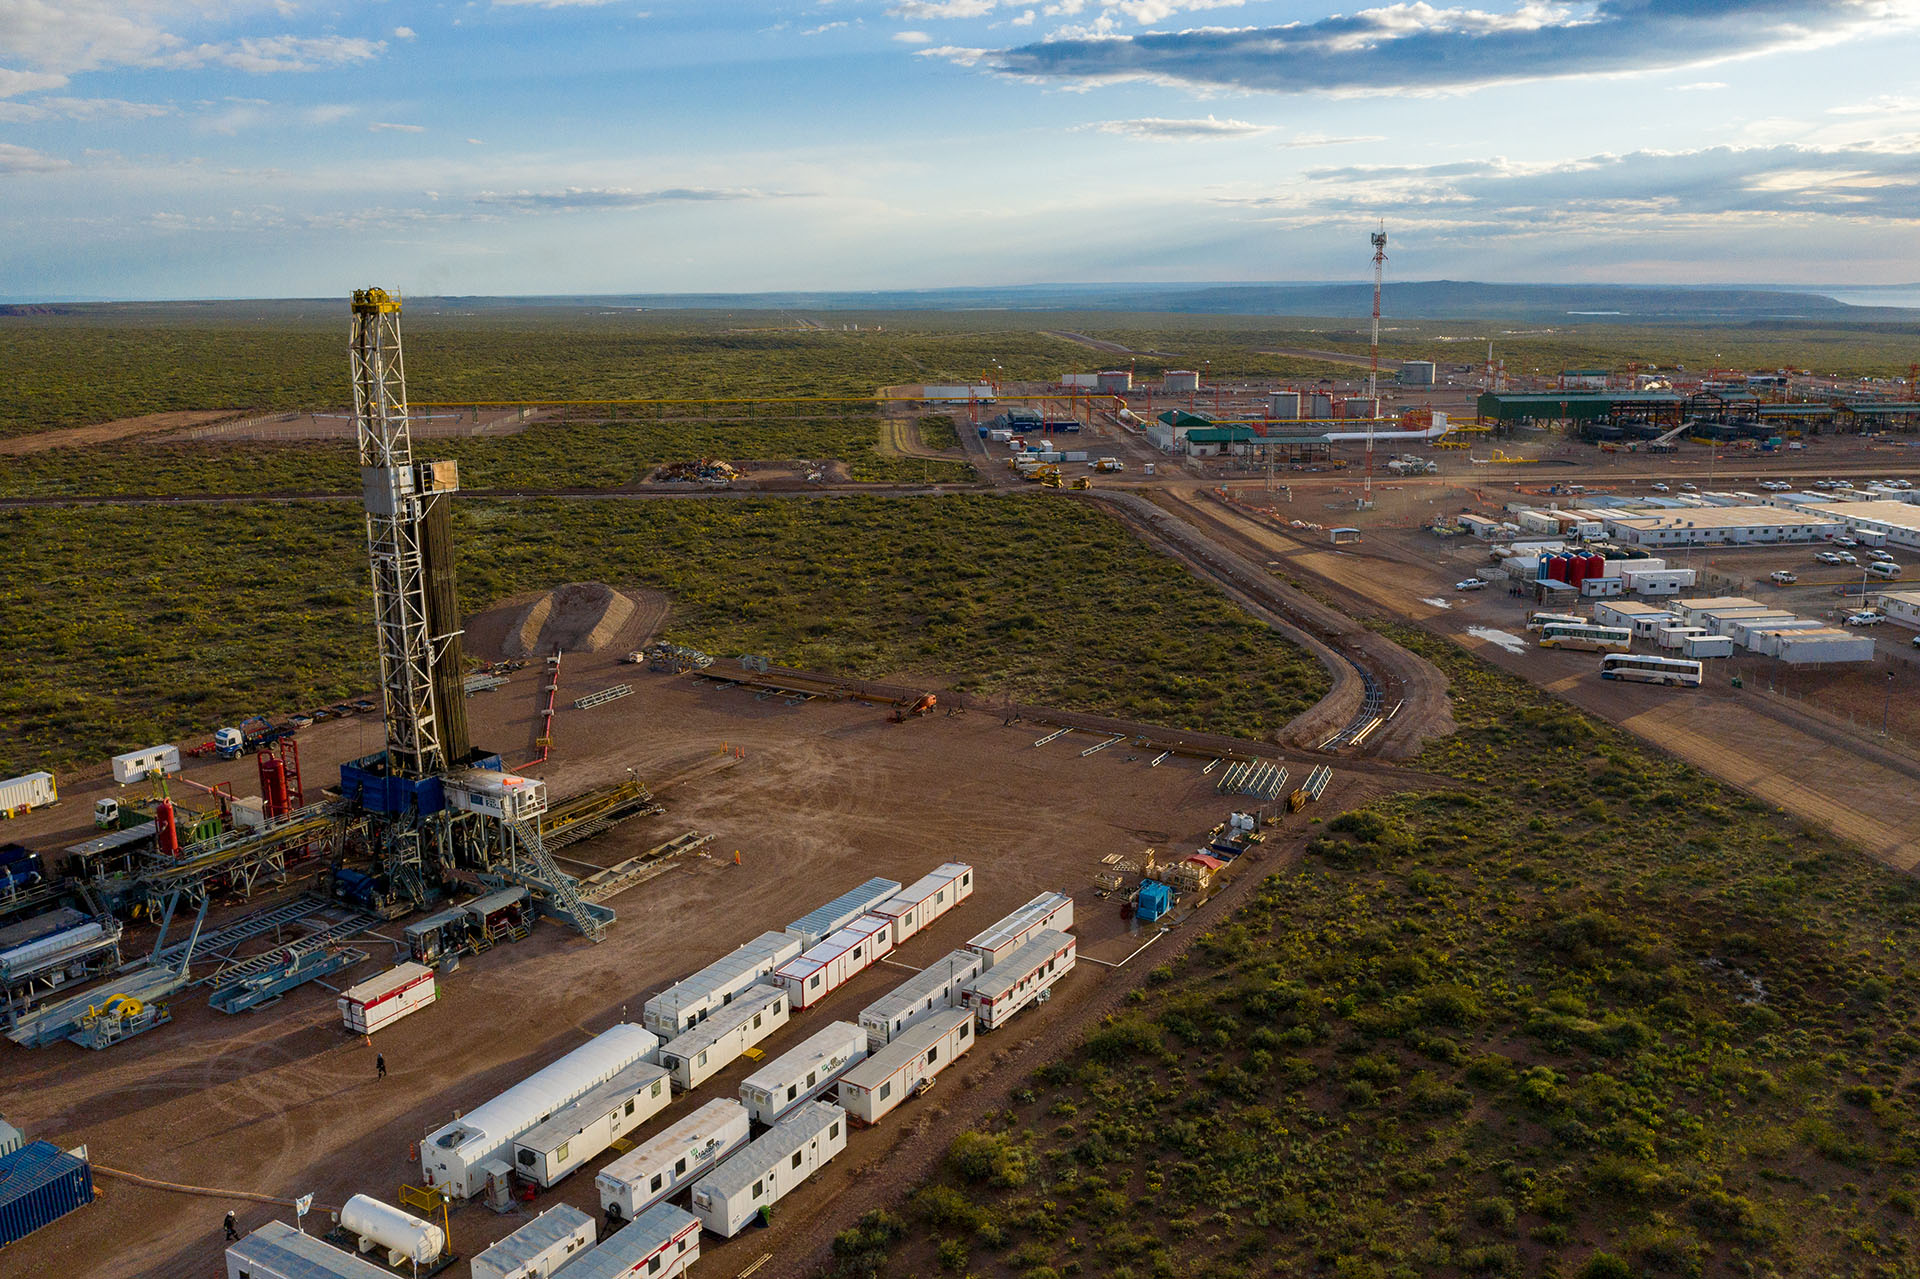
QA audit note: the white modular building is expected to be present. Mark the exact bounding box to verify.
[226,1221,394,1279]
[338,962,436,1036]
[0,772,55,817]
[689,1102,847,1238]
[1604,506,1843,547]
[1683,635,1736,659]
[110,745,180,785]
[643,931,801,1038]
[657,985,789,1091]
[1725,614,1818,648]
[470,1205,596,1279]
[869,863,974,946]
[420,1023,658,1198]
[1656,624,1709,650]
[739,1021,868,1126]
[562,1204,702,1279]
[1592,601,1673,638]
[1874,590,1920,629]
[1670,597,1762,626]
[771,914,895,1010]
[858,948,983,1051]
[959,929,1076,1031]
[1619,566,1696,595]
[1776,628,1877,665]
[836,1007,975,1126]
[597,1098,751,1224]
[786,878,901,949]
[966,891,1074,968]
[511,1059,672,1188]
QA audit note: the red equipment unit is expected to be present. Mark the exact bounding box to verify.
[155,800,180,859]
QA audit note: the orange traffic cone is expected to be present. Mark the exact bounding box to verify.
[733,850,742,867]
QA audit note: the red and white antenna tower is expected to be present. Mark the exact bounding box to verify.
[1365,222,1387,507]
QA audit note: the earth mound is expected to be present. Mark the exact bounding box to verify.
[504,582,634,657]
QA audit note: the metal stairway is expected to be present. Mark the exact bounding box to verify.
[510,821,606,943]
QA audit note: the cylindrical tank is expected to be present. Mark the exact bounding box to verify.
[1585,552,1607,580]
[342,1195,445,1264]
[1567,556,1587,588]
[1270,390,1302,420]
[1095,370,1132,393]
[1549,555,1570,582]
[155,800,179,859]
[1165,370,1200,393]
[1536,555,1551,581]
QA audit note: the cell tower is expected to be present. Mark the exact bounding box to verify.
[1364,223,1387,508]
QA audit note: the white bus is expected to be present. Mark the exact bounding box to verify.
[1539,623,1632,653]
[1600,654,1703,688]
[1526,611,1586,632]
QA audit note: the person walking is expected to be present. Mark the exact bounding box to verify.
[376,1052,387,1081]
[224,1211,239,1242]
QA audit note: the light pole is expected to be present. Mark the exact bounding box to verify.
[1885,669,1895,737]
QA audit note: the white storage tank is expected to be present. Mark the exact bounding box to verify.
[597,1099,751,1224]
[739,1021,868,1127]
[420,1023,658,1198]
[966,891,1074,968]
[1269,390,1303,419]
[226,1220,393,1279]
[837,1007,975,1127]
[341,1194,445,1267]
[867,862,973,947]
[858,948,983,1051]
[338,963,436,1036]
[1095,370,1132,393]
[786,878,900,949]
[772,914,894,1010]
[959,928,1076,1031]
[111,745,179,785]
[0,772,56,817]
[690,1102,847,1238]
[511,1059,672,1188]
[1164,370,1200,393]
[561,1203,701,1279]
[1401,360,1437,386]
[657,985,789,1091]
[643,931,801,1038]
[470,1204,595,1279]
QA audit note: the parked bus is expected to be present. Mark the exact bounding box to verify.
[1526,611,1586,632]
[1539,623,1632,653]
[1600,654,1703,687]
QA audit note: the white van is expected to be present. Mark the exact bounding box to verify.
[1867,562,1902,580]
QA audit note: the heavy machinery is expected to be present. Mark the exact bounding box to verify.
[890,693,938,722]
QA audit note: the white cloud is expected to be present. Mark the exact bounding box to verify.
[174,35,387,73]
[0,140,69,173]
[1674,81,1727,91]
[0,95,172,122]
[0,69,68,98]
[893,30,933,42]
[0,2,387,84]
[1086,113,1271,139]
[303,103,354,125]
[467,137,485,145]
[491,0,620,7]
[394,26,417,40]
[370,121,426,133]
[916,44,992,65]
[890,0,1000,17]
[472,185,793,212]
[1011,9,1037,24]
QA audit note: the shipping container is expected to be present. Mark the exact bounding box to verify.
[110,745,179,786]
[1682,634,1736,659]
[739,1022,867,1127]
[642,931,800,1038]
[0,1117,21,1160]
[421,1023,658,1198]
[560,1203,701,1279]
[0,773,55,819]
[959,929,1075,1031]
[0,1140,93,1248]
[657,986,789,1091]
[965,891,1074,968]
[512,1059,672,1187]
[337,962,436,1035]
[690,1102,847,1238]
[226,1220,392,1279]
[837,1007,975,1126]
[857,948,983,1051]
[597,1099,750,1223]
[786,878,900,949]
[470,1204,596,1279]
[869,863,974,946]
[771,915,894,1010]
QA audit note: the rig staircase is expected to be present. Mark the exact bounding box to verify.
[510,821,606,943]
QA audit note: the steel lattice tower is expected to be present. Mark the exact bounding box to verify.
[1364,224,1388,508]
[350,288,454,779]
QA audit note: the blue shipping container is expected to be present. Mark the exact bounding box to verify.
[1136,881,1173,923]
[0,1140,95,1248]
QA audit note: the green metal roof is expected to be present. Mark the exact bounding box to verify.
[1848,402,1920,414]
[1157,409,1216,428]
[1757,404,1837,415]
[1187,427,1259,443]
[1481,392,1686,405]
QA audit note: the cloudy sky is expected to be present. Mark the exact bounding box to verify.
[2,0,1916,299]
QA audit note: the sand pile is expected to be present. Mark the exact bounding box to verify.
[504,582,637,657]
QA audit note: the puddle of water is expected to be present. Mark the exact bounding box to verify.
[1421,597,1451,609]
[1466,626,1529,654]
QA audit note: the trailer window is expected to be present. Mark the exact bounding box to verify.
[653,1172,665,1191]
[787,1084,798,1101]
[753,1013,762,1029]
[879,1081,891,1100]
[810,974,821,989]
[675,1157,686,1175]
[652,1081,663,1097]
[830,1121,840,1139]
[927,1046,939,1064]
[625,1099,636,1116]
[958,1023,969,1039]
[792,1151,803,1169]
[649,1256,662,1274]
[753,1178,764,1197]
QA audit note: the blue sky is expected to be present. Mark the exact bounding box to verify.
[1,0,1916,299]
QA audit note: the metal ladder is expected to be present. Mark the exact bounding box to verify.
[510,821,605,943]
[573,684,632,710]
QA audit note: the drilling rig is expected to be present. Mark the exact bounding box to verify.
[1364,223,1387,510]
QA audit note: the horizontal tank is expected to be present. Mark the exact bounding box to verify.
[342,1194,444,1265]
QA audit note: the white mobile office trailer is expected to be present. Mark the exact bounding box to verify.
[561,1203,702,1279]
[469,1204,596,1279]
[786,877,900,948]
[739,1021,868,1126]
[0,772,56,817]
[868,862,974,946]
[690,1102,847,1238]
[966,891,1074,967]
[960,929,1075,1031]
[771,914,895,1010]
[421,1023,658,1198]
[597,1098,751,1224]
[642,931,801,1038]
[657,985,789,1091]
[111,745,180,785]
[226,1221,394,1279]
[837,1007,974,1126]
[858,948,983,1051]
[511,1059,673,1188]
[337,962,436,1035]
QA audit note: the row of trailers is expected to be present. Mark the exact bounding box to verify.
[236,871,1079,1279]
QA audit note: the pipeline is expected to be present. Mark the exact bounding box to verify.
[92,1163,341,1215]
